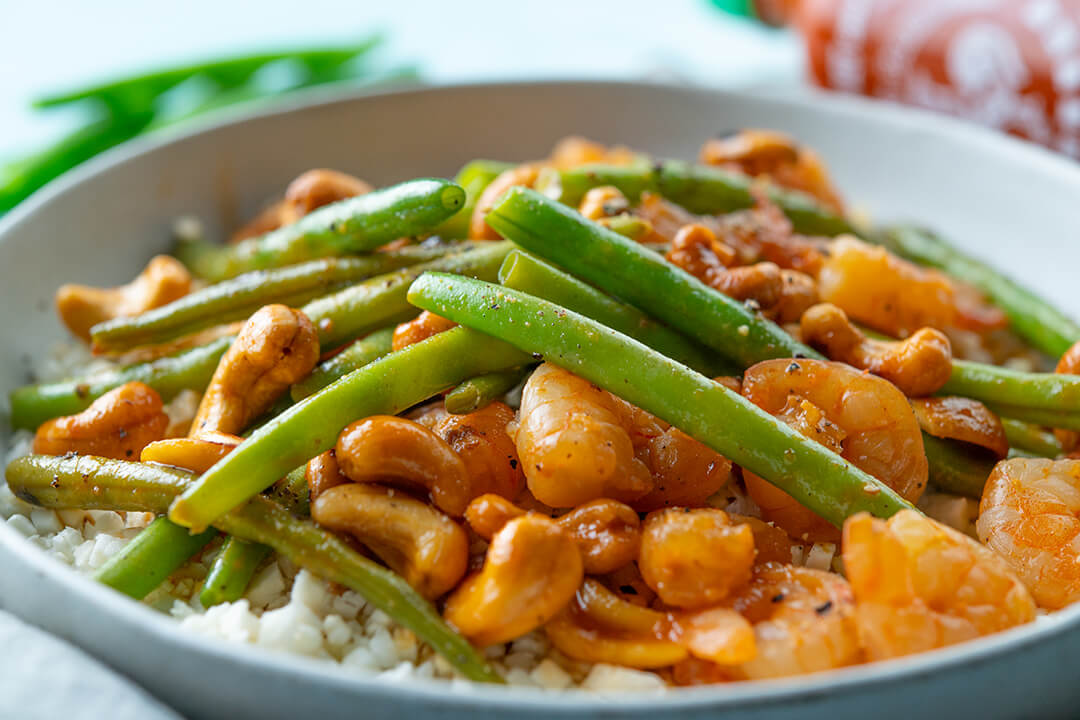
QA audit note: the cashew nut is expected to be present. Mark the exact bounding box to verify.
[464,494,641,575]
[418,401,524,500]
[443,514,583,646]
[305,449,349,502]
[57,255,192,341]
[33,381,169,460]
[578,186,630,221]
[800,302,953,397]
[311,483,468,599]
[335,415,473,516]
[192,304,319,436]
[140,431,242,472]
[391,311,457,351]
[639,508,755,609]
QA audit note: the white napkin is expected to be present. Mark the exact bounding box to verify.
[0,610,182,720]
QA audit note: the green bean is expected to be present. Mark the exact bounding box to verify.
[535,160,856,236]
[303,241,511,348]
[9,336,232,431]
[408,273,912,526]
[168,327,530,531]
[291,327,396,401]
[433,160,514,239]
[497,249,734,375]
[882,226,1080,358]
[1001,418,1063,458]
[5,454,502,684]
[942,360,1080,414]
[91,246,458,352]
[199,538,272,607]
[175,179,466,281]
[92,517,217,599]
[921,434,995,499]
[444,368,530,414]
[485,187,821,368]
[985,403,1080,432]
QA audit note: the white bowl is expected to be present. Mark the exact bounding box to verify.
[2,81,1079,720]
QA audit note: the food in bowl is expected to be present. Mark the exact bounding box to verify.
[5,132,1080,690]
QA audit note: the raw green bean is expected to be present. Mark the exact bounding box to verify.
[921,434,996,499]
[93,517,217,600]
[168,327,530,531]
[444,368,530,414]
[9,336,233,431]
[485,187,821,368]
[1001,418,1063,458]
[291,327,396,401]
[199,538,272,607]
[882,226,1080,358]
[497,249,733,375]
[303,241,511,348]
[91,246,458,352]
[408,273,912,526]
[5,454,502,684]
[942,360,1080,413]
[535,160,856,236]
[433,159,514,239]
[175,179,466,281]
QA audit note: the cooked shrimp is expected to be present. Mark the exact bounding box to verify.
[741,358,928,542]
[515,363,730,509]
[977,458,1080,609]
[846,510,1035,660]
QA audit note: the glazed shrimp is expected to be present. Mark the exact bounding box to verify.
[673,562,861,683]
[515,363,731,509]
[977,458,1080,610]
[741,358,928,542]
[846,510,1035,660]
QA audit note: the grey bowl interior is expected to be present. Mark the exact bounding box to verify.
[2,81,1080,720]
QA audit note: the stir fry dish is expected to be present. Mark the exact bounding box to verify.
[6,133,1080,690]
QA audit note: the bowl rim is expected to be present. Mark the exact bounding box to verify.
[3,78,1080,711]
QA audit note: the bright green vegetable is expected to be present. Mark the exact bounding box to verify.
[942,360,1080,414]
[535,160,856,236]
[985,403,1080,432]
[199,538,272,607]
[93,517,217,600]
[921,434,995,499]
[408,273,912,527]
[882,226,1080,358]
[444,368,530,414]
[497,249,732,374]
[9,336,233,430]
[5,454,502,684]
[175,179,466,281]
[302,241,511,348]
[1001,418,1063,458]
[485,187,821,368]
[168,327,530,531]
[433,159,514,239]
[91,246,458,352]
[291,327,396,401]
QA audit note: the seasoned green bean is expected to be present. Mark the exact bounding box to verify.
[921,434,996,499]
[9,336,232,431]
[444,368,530,414]
[942,360,1080,414]
[93,517,217,600]
[485,187,821,368]
[5,454,502,684]
[408,273,912,527]
[291,327,396,401]
[176,179,465,281]
[985,403,1080,432]
[199,538,271,607]
[91,246,457,352]
[1001,418,1063,458]
[433,159,514,239]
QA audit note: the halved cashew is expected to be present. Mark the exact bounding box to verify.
[140,431,242,472]
[911,397,1008,458]
[231,169,371,241]
[578,186,630,221]
[305,449,349,502]
[419,402,524,500]
[33,382,169,460]
[443,514,583,646]
[391,311,457,351]
[335,415,473,516]
[667,223,738,277]
[57,256,192,341]
[465,494,641,575]
[639,508,755,609]
[311,483,468,599]
[192,304,319,436]
[470,164,542,240]
[800,303,953,397]
[545,579,687,668]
